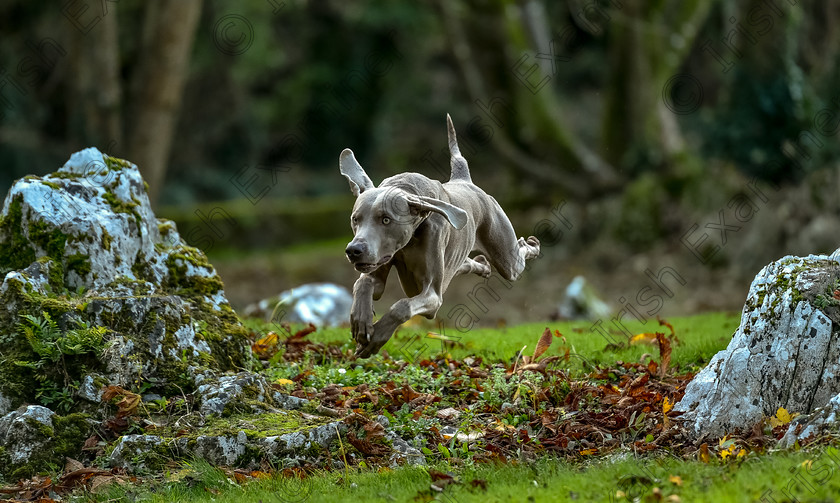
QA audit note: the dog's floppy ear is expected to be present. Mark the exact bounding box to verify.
[339,149,374,197]
[407,195,468,230]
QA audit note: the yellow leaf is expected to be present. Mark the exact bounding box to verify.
[698,443,710,463]
[579,448,597,456]
[252,331,279,356]
[737,449,747,458]
[668,475,682,486]
[770,407,794,427]
[630,333,658,345]
[275,378,294,386]
[663,397,673,414]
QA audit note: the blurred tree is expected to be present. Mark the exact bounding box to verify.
[601,0,714,173]
[438,0,618,198]
[126,0,204,203]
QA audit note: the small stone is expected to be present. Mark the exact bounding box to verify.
[436,407,461,420]
[244,283,353,327]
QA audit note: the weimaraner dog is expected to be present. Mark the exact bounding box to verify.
[340,115,541,357]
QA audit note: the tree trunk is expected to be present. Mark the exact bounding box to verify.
[601,0,714,171]
[127,0,203,205]
[69,3,122,151]
[438,0,618,198]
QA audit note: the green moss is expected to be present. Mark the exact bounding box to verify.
[104,155,132,171]
[102,192,142,226]
[131,251,158,282]
[25,417,55,438]
[53,413,92,459]
[0,195,36,274]
[49,172,83,180]
[165,247,225,297]
[0,413,91,479]
[28,220,67,259]
[41,181,61,190]
[37,256,65,290]
[102,229,113,251]
[66,253,92,278]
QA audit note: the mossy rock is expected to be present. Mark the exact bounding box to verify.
[109,410,342,472]
[0,406,92,479]
[0,148,253,412]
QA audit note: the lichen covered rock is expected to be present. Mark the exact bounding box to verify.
[0,147,251,410]
[108,410,346,472]
[0,406,92,479]
[675,249,840,438]
[197,371,272,416]
[780,392,840,447]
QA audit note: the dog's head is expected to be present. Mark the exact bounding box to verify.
[339,149,467,273]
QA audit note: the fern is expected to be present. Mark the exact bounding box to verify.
[16,312,107,360]
[17,312,62,360]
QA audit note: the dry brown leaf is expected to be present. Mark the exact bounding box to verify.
[63,458,84,474]
[533,327,553,361]
[89,476,114,493]
[656,333,672,378]
[101,386,141,418]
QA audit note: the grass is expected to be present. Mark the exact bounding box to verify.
[243,311,741,375]
[90,446,840,502]
[27,311,840,503]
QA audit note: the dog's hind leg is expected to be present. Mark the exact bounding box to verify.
[456,255,491,278]
[477,197,541,282]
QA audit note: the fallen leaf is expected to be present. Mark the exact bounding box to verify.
[290,323,317,340]
[533,327,553,360]
[698,443,710,463]
[769,407,795,427]
[101,386,141,418]
[668,475,682,486]
[630,333,658,345]
[658,317,675,338]
[89,475,114,493]
[656,333,671,377]
[252,331,279,356]
[469,479,488,491]
[63,458,84,474]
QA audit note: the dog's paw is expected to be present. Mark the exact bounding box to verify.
[473,254,491,278]
[355,320,395,358]
[349,311,374,347]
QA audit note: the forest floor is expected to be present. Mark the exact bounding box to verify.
[4,313,840,503]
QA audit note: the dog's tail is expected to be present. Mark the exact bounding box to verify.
[446,114,472,183]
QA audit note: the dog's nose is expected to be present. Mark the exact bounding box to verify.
[346,243,365,260]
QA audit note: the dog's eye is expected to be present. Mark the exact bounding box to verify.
[382,216,390,225]
[352,216,359,224]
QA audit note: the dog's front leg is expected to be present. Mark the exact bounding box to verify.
[355,291,442,358]
[350,274,375,346]
[349,266,389,347]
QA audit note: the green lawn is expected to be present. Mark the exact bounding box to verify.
[243,311,741,374]
[94,446,840,503]
[52,312,840,502]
